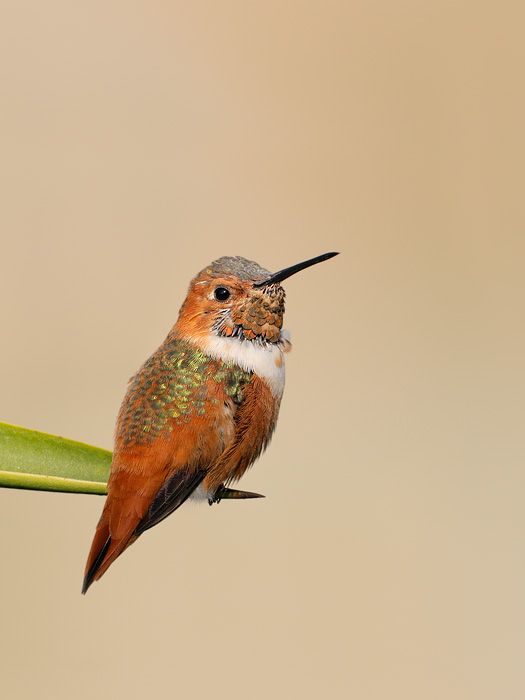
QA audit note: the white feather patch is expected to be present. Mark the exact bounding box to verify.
[199,334,287,398]
[189,483,212,503]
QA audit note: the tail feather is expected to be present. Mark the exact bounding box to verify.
[82,520,139,594]
[82,534,111,594]
[82,469,164,594]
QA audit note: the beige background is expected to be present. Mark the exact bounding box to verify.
[1,2,524,699]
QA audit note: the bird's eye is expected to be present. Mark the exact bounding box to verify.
[214,286,231,301]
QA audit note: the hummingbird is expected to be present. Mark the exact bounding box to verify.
[82,252,338,593]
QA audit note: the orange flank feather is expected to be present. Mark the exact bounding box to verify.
[205,375,279,493]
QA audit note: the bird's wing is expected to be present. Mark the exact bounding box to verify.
[134,466,206,535]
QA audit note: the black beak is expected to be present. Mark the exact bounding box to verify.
[253,252,339,287]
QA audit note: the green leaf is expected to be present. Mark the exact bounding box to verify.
[0,422,110,495]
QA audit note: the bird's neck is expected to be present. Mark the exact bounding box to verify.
[177,327,289,399]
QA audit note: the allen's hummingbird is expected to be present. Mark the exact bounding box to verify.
[82,252,338,593]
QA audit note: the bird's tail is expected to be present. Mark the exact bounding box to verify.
[82,511,138,594]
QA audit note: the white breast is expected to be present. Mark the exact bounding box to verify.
[199,334,287,398]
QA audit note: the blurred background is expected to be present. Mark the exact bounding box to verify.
[1,2,524,699]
